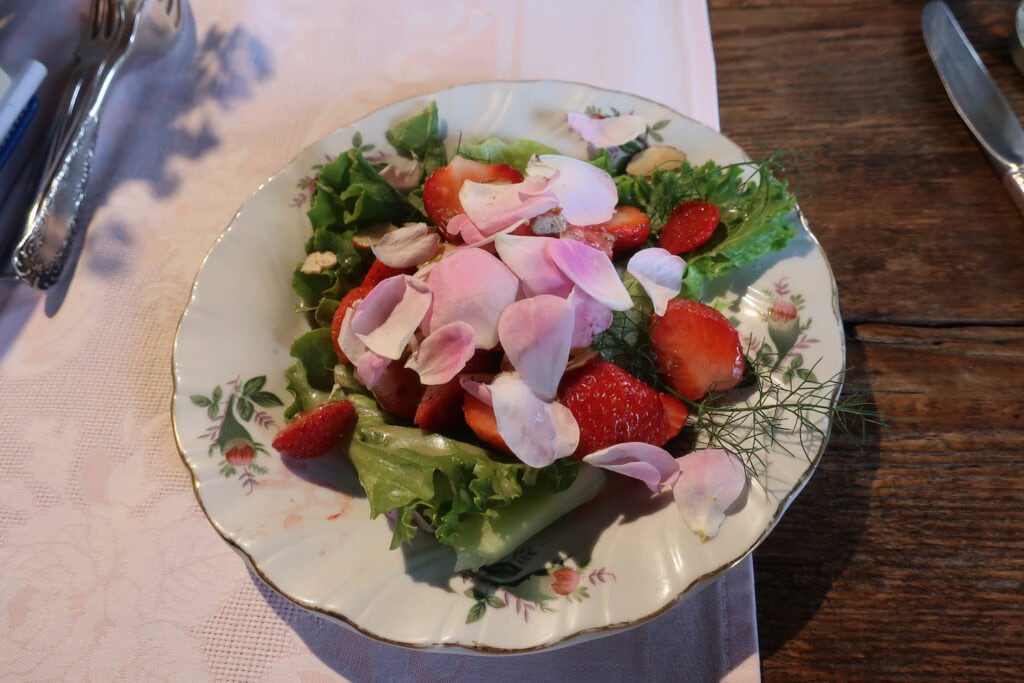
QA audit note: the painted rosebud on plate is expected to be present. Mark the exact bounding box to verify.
[769,299,798,324]
[549,567,581,596]
[768,299,801,361]
[224,438,255,467]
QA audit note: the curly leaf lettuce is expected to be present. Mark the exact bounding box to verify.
[385,101,448,178]
[457,137,560,172]
[343,394,599,572]
[615,160,797,301]
[310,148,423,231]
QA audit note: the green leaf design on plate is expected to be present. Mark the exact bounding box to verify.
[242,376,266,395]
[466,602,486,624]
[251,391,284,408]
[236,396,254,421]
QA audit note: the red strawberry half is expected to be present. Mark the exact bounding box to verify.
[659,392,689,442]
[330,284,371,364]
[569,205,651,256]
[422,156,523,231]
[371,361,425,422]
[361,259,411,289]
[413,351,501,432]
[650,299,744,400]
[272,400,357,459]
[558,359,667,458]
[659,201,720,255]
[463,393,512,455]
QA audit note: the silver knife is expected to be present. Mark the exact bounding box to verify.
[923,1,1024,214]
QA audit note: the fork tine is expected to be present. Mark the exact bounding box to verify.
[88,0,105,39]
[168,0,182,28]
[103,0,118,39]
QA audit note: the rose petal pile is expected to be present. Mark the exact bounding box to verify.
[339,146,745,540]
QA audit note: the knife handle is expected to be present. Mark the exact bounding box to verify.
[1002,168,1024,217]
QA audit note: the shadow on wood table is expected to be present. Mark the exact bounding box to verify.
[752,334,883,657]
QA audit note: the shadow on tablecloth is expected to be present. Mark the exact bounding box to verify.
[0,2,273,317]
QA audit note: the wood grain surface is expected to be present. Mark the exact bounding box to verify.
[709,0,1024,678]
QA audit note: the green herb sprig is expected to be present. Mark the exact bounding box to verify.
[676,357,885,478]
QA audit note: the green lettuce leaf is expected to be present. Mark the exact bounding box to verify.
[289,327,336,390]
[343,394,593,571]
[457,137,560,172]
[615,160,797,301]
[296,143,430,317]
[309,149,422,231]
[282,360,330,420]
[385,101,447,178]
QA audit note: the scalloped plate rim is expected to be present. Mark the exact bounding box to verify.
[171,79,843,654]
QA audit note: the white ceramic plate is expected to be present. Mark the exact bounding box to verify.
[172,80,844,654]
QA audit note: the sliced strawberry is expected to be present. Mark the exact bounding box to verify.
[463,393,512,455]
[558,359,666,458]
[659,201,720,255]
[414,352,502,432]
[650,299,744,400]
[422,156,523,231]
[371,361,425,422]
[569,205,651,256]
[563,224,615,258]
[415,381,467,432]
[361,259,410,289]
[659,392,689,443]
[330,284,372,364]
[272,400,357,459]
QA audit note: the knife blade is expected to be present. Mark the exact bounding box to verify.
[922,1,1024,213]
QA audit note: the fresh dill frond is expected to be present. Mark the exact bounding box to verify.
[678,356,885,479]
[592,276,660,386]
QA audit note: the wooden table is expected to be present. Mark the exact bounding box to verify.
[710,0,1024,677]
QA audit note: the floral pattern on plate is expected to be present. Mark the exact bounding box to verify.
[190,376,283,494]
[172,80,844,653]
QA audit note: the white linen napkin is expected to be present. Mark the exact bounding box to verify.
[0,1,758,680]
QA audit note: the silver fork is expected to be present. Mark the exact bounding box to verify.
[12,0,185,290]
[40,0,125,190]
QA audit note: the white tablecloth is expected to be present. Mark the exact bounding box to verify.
[0,1,759,680]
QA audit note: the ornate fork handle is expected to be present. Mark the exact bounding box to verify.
[12,111,100,289]
[11,3,127,290]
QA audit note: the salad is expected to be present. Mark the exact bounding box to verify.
[272,102,798,573]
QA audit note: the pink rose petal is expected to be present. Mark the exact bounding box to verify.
[489,373,579,468]
[494,233,573,297]
[351,275,432,360]
[372,223,442,269]
[379,156,422,192]
[526,155,617,225]
[355,349,392,390]
[626,247,686,316]
[460,175,558,236]
[567,112,647,148]
[337,305,367,365]
[461,219,529,251]
[425,248,519,349]
[547,238,632,311]
[673,449,748,541]
[459,376,492,405]
[582,442,680,493]
[497,295,574,401]
[445,213,488,244]
[567,287,614,348]
[405,321,477,385]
